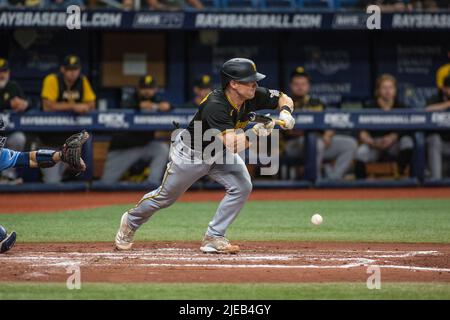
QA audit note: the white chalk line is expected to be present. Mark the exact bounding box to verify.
[3,249,449,273]
[128,263,450,272]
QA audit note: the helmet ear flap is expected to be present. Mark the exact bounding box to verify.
[220,69,233,89]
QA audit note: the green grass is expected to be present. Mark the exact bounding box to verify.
[1,199,450,243]
[1,282,450,300]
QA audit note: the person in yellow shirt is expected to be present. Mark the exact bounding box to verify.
[436,46,450,90]
[41,54,96,113]
[39,54,96,183]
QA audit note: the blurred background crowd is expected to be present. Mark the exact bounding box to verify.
[0,1,449,187]
[0,0,449,11]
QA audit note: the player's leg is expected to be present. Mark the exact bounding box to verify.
[427,133,442,180]
[5,132,26,151]
[2,148,64,182]
[115,139,211,250]
[203,153,252,253]
[442,140,450,178]
[397,135,414,175]
[284,136,304,158]
[355,142,380,179]
[101,147,147,184]
[144,140,170,186]
[322,134,357,180]
[41,163,66,183]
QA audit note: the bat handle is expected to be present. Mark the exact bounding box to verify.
[275,120,286,127]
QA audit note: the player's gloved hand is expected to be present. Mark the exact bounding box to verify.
[60,130,89,172]
[252,119,275,137]
[279,110,295,130]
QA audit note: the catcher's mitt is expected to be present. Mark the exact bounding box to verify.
[60,130,89,172]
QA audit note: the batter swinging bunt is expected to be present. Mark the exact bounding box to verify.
[115,58,296,254]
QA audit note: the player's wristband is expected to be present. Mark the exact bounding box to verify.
[281,105,292,114]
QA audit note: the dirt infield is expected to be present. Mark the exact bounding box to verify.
[2,242,449,283]
[1,188,450,213]
[1,188,449,284]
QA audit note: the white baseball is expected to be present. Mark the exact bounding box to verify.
[311,214,323,226]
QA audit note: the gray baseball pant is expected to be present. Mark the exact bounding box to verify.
[285,134,357,179]
[355,135,414,163]
[126,132,252,237]
[101,140,170,185]
[427,134,450,180]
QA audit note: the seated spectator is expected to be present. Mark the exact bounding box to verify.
[101,75,170,186]
[355,74,414,179]
[411,0,448,11]
[284,67,357,180]
[436,45,450,91]
[144,0,203,10]
[356,0,412,11]
[426,75,450,180]
[122,0,134,10]
[40,54,96,183]
[5,0,44,8]
[182,74,212,109]
[0,58,28,184]
[49,0,86,9]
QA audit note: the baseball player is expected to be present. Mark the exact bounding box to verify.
[0,117,89,181]
[115,58,295,254]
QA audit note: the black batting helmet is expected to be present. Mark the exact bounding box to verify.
[0,117,6,150]
[220,58,266,89]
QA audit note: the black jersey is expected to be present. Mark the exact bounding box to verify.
[185,87,280,150]
[0,81,27,111]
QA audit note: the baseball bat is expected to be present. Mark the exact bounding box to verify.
[248,112,286,127]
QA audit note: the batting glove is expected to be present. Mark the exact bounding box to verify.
[252,120,275,137]
[279,110,295,130]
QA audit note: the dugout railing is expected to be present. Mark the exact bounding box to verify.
[1,109,450,192]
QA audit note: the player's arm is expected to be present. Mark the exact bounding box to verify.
[359,130,374,146]
[253,87,295,130]
[41,75,76,112]
[13,131,89,172]
[10,83,29,112]
[27,150,61,168]
[425,100,450,111]
[322,130,335,147]
[219,130,250,153]
[203,103,248,153]
[79,77,96,113]
[42,99,77,112]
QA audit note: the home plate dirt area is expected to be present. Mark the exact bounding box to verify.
[2,242,450,283]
